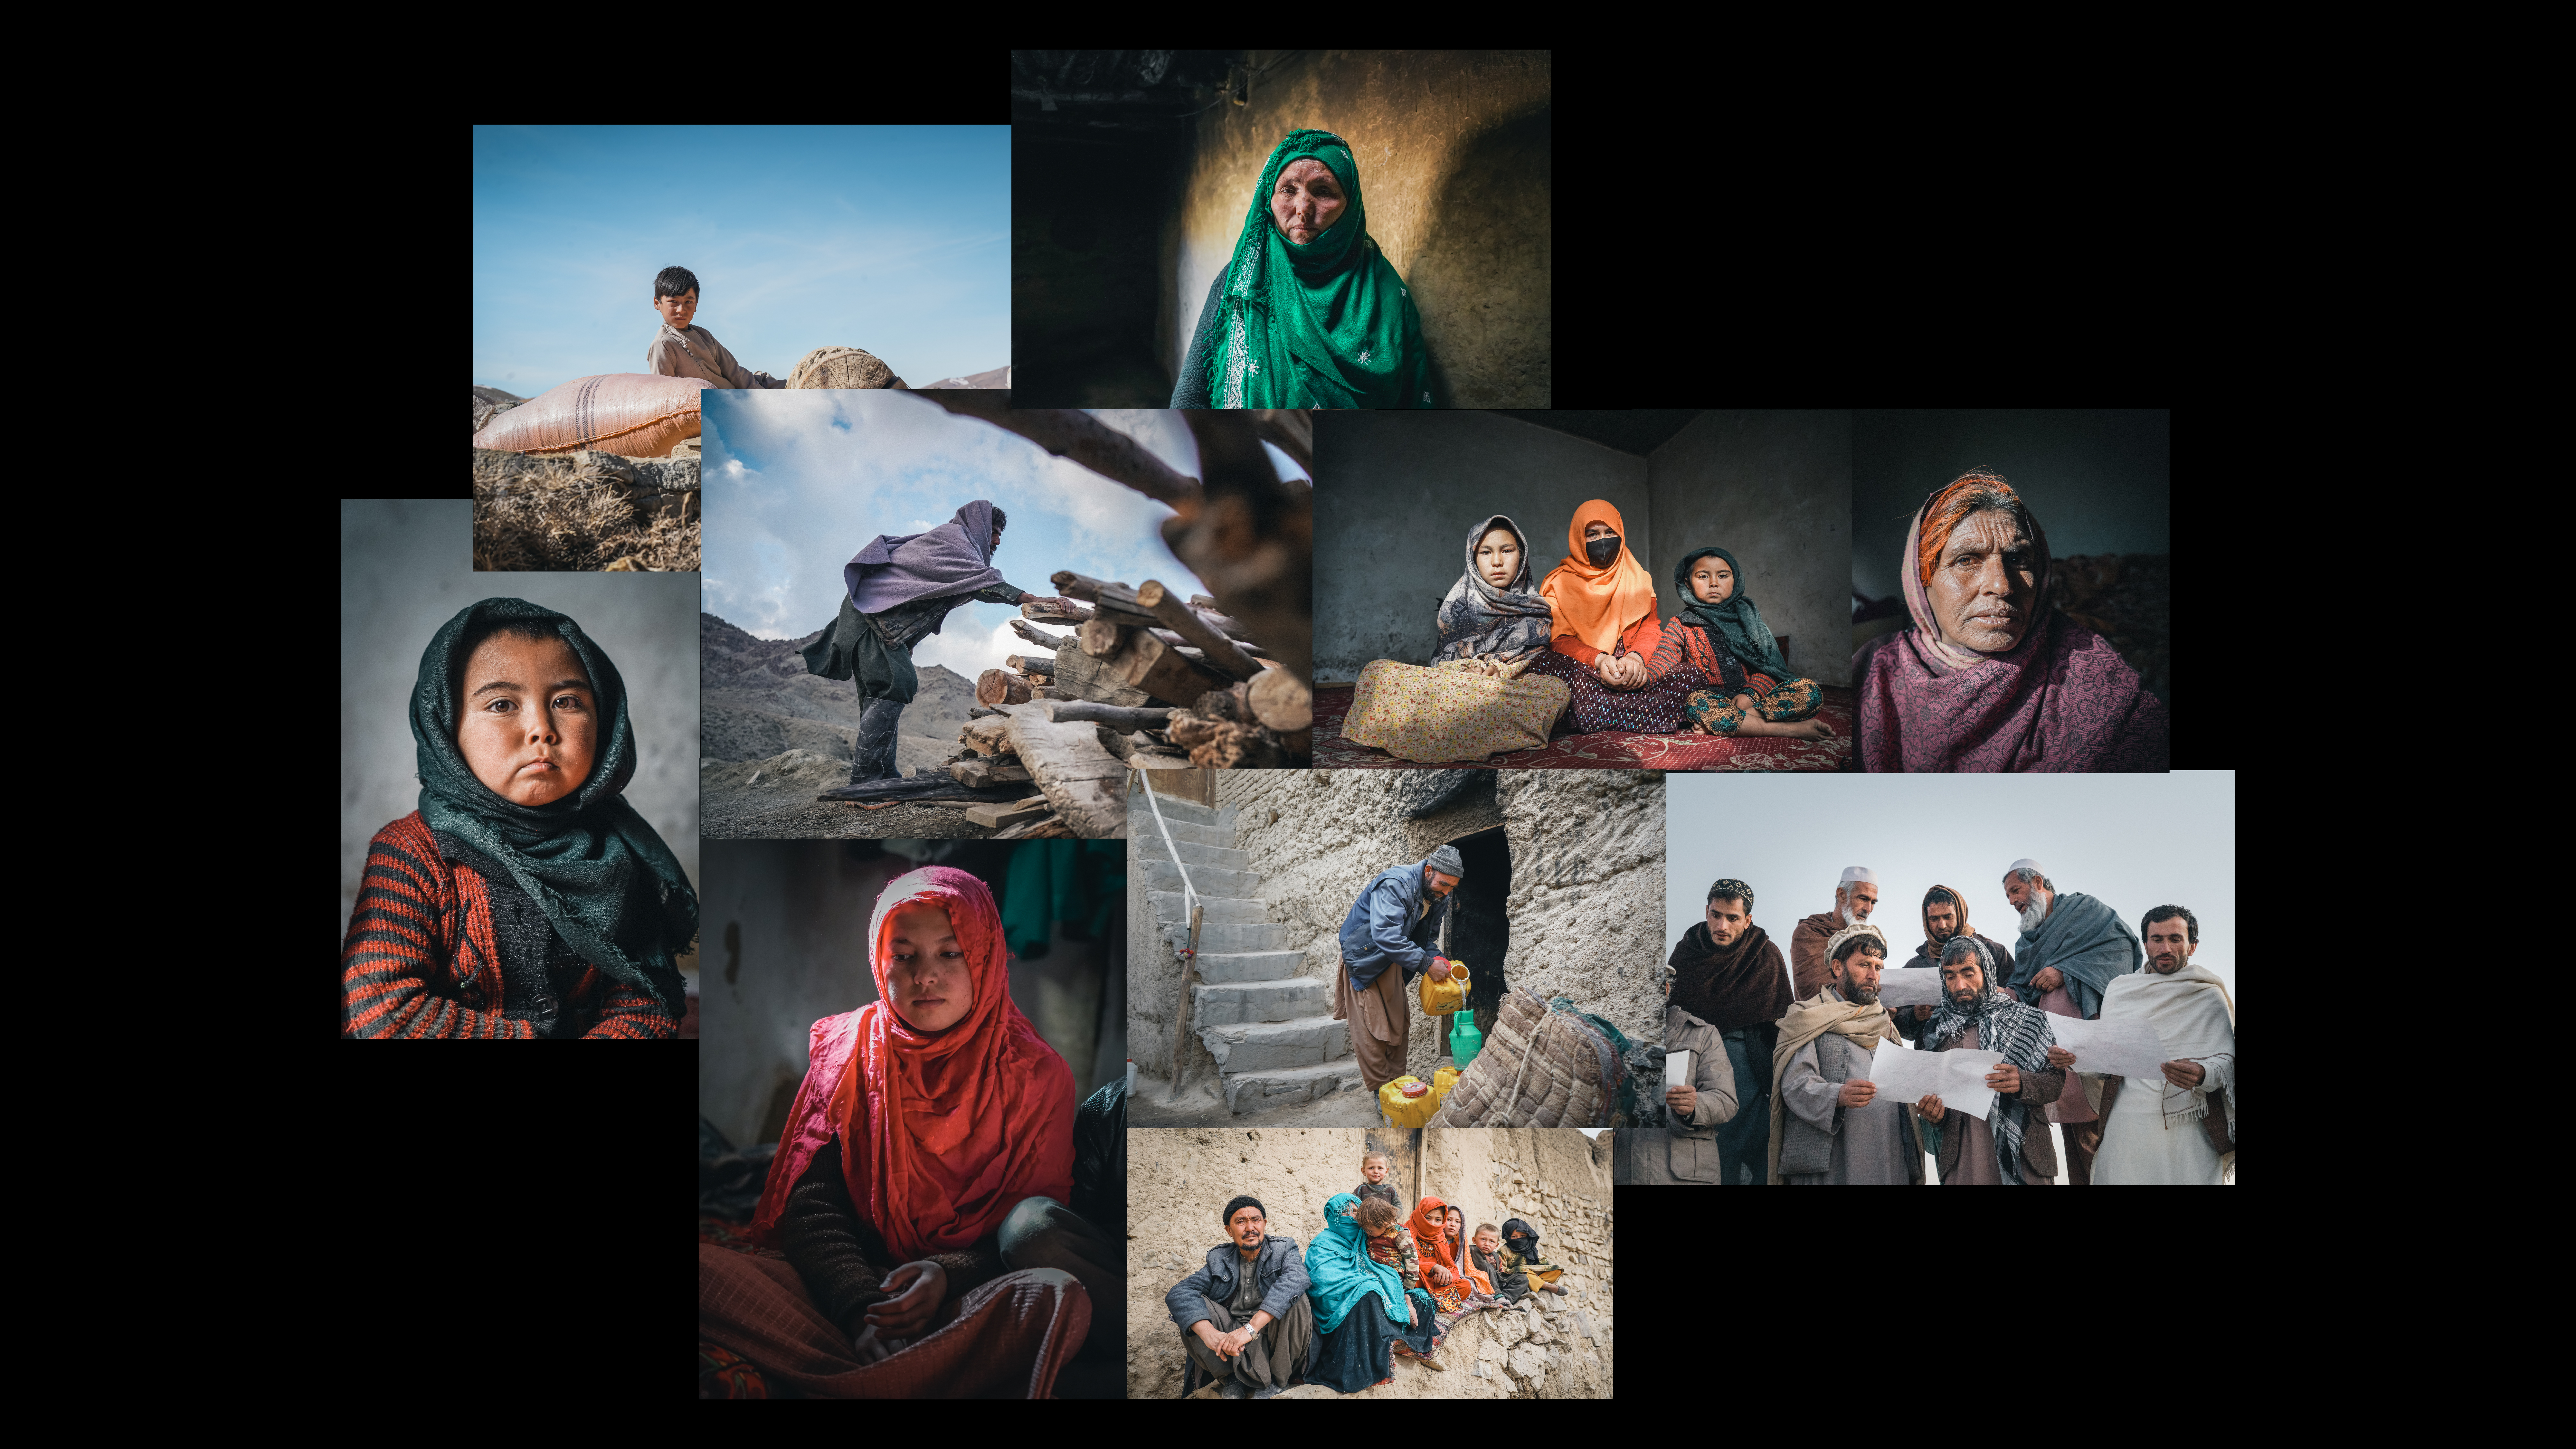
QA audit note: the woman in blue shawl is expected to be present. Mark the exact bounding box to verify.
[1663,546,1833,742]
[1304,1193,1440,1393]
[1340,514,1571,763]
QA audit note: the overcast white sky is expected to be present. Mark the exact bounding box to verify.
[699,397,1307,681]
[1666,772,2235,1003]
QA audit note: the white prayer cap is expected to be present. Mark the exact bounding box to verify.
[2006,858,2045,877]
[1839,866,1876,886]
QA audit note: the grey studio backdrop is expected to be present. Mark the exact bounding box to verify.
[1312,410,1852,687]
[338,499,699,944]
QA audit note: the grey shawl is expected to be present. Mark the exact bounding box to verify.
[1432,514,1555,665]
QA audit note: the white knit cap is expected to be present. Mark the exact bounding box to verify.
[2007,858,2045,877]
[1839,866,1876,885]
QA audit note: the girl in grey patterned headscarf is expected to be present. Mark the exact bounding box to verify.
[1432,515,1556,668]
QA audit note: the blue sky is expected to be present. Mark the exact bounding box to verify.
[1667,772,2236,1004]
[472,126,1006,397]
[699,397,1309,681]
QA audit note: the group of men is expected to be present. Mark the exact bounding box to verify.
[1628,862,2235,1185]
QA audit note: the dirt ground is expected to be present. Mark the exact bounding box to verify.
[698,751,1037,840]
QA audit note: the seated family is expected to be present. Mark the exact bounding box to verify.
[1853,471,2168,772]
[693,867,1118,1397]
[1167,1151,1570,1398]
[1344,501,1830,762]
[341,598,691,1038]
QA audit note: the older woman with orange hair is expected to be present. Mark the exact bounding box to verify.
[1854,472,2167,772]
[1523,500,1705,734]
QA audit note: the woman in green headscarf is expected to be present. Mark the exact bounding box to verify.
[1171,128,1432,410]
[339,597,694,1038]
[1661,548,1833,741]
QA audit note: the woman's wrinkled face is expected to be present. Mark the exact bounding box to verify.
[456,633,596,808]
[1271,158,1347,245]
[1929,509,2037,653]
[885,901,975,1033]
[1475,526,1522,587]
[1689,556,1735,604]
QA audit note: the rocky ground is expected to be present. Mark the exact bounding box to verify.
[1127,1127,1612,1399]
[699,612,1007,839]
[473,387,701,571]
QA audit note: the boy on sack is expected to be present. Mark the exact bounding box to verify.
[1353,1149,1401,1213]
[644,265,786,390]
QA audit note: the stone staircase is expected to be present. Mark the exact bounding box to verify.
[1132,792,1362,1115]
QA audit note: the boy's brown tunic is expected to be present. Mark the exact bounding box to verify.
[647,322,784,390]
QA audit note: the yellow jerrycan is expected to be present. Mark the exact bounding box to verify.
[1379,1074,1442,1128]
[1418,958,1470,1017]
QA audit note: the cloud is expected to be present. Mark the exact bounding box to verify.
[698,394,1211,643]
[911,609,1022,680]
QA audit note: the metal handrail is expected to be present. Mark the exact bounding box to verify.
[1141,773,1201,923]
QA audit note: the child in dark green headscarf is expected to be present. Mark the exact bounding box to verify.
[340,598,694,1039]
[1661,548,1832,741]
[1171,129,1432,410]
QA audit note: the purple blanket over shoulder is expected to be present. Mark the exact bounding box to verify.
[1854,613,2167,772]
[843,500,1005,615]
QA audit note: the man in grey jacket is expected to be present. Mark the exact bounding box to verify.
[1166,1195,1315,1399]
[1616,969,1743,1184]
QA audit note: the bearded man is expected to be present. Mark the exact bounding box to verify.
[2052,905,2236,1185]
[1769,922,1920,1184]
[1914,937,2066,1185]
[1789,866,1879,1001]
[1663,878,1790,1185]
[2001,859,2139,1184]
[1900,885,2017,1043]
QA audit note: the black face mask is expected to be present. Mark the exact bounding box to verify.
[1584,534,1621,567]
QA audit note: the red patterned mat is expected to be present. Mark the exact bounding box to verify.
[1313,684,1854,771]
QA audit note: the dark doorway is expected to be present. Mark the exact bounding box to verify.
[1444,825,1511,1056]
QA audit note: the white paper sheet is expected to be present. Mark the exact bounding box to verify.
[1865,1039,2005,1121]
[2044,1014,2171,1083]
[1875,968,1948,1007]
[1666,1049,1692,1090]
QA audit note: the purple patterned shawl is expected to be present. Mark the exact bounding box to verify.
[842,500,1006,615]
[1854,496,2167,772]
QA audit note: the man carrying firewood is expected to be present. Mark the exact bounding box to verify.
[799,501,1074,783]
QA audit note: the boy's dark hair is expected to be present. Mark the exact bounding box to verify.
[1832,936,1888,965]
[2142,904,2199,945]
[991,507,1008,531]
[655,266,700,299]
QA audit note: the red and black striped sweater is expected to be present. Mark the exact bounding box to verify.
[340,811,680,1039]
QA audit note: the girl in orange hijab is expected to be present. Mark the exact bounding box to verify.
[698,866,1109,1398]
[1527,500,1702,735]
[1409,1195,1477,1314]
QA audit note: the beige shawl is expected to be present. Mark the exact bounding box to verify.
[646,323,772,390]
[1766,985,1903,1184]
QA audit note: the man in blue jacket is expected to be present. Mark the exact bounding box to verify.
[1168,1195,1313,1398]
[1334,845,1463,1094]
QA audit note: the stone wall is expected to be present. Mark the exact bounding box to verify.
[1164,770,1667,1094]
[1162,51,1552,408]
[1126,1126,1613,1399]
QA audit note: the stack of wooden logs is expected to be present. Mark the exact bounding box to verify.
[1009,572,1313,768]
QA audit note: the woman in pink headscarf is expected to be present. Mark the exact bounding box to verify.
[696,867,1112,1397]
[1853,473,2167,772]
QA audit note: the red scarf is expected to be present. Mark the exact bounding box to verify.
[749,867,1074,1260]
